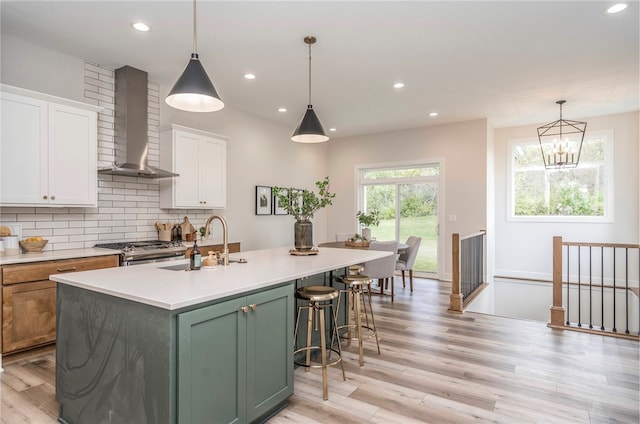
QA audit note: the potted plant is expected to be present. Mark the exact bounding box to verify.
[273,176,336,250]
[356,210,380,241]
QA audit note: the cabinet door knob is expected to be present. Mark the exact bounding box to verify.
[51,195,56,200]
[241,306,249,313]
[249,303,257,311]
[43,195,48,200]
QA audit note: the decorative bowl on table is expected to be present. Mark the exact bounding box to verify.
[345,240,370,248]
[19,238,48,253]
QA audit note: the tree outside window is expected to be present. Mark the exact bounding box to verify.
[510,131,611,219]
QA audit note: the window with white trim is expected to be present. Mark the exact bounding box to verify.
[508,130,613,221]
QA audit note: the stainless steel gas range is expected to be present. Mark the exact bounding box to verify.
[94,240,187,266]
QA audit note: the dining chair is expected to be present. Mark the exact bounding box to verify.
[363,240,398,301]
[396,236,422,292]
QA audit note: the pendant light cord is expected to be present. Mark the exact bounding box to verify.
[192,0,197,54]
[307,42,312,105]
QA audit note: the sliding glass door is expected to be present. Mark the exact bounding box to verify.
[360,164,440,275]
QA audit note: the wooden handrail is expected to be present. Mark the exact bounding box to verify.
[562,241,640,249]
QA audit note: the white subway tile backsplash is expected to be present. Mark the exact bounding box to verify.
[100,194,125,201]
[99,180,126,189]
[69,234,100,242]
[36,221,69,229]
[54,228,85,236]
[69,220,99,228]
[98,207,125,214]
[18,214,54,222]
[124,182,149,190]
[54,214,85,221]
[113,188,139,196]
[84,227,114,235]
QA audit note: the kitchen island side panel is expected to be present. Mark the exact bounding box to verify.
[56,283,175,424]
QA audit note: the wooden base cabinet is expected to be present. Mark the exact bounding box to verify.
[1,255,118,354]
[178,284,294,423]
[2,280,56,353]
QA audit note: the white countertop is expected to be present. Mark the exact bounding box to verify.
[50,247,390,310]
[0,247,120,265]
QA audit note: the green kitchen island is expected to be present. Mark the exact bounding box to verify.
[51,246,390,424]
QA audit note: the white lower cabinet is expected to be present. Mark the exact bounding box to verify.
[0,86,99,207]
[160,124,227,209]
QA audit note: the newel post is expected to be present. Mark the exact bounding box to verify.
[449,233,463,313]
[549,236,566,327]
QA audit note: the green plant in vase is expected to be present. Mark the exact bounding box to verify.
[273,176,336,250]
[356,210,380,241]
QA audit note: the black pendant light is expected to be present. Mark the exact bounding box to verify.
[291,36,329,143]
[166,0,224,112]
[537,100,587,169]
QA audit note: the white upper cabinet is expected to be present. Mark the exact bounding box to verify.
[0,85,100,207]
[160,125,227,209]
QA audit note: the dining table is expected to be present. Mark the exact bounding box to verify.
[318,240,409,253]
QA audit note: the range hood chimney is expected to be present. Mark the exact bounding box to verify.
[98,66,178,178]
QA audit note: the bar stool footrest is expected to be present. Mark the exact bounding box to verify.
[294,346,343,369]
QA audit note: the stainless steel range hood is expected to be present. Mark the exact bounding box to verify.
[98,66,178,178]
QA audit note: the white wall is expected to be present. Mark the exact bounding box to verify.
[494,111,640,281]
[0,36,329,251]
[1,35,85,101]
[326,119,489,279]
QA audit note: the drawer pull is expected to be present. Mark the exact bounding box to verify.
[56,267,77,273]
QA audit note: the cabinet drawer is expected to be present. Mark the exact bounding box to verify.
[1,255,118,285]
[2,280,56,353]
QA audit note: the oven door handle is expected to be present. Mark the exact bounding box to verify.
[123,251,186,266]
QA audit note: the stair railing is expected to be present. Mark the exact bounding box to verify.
[449,231,486,313]
[549,236,639,339]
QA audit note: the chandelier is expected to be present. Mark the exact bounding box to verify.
[537,100,587,169]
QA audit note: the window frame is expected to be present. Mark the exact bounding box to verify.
[506,129,614,223]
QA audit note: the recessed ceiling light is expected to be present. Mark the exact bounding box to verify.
[606,3,627,13]
[393,82,405,89]
[278,108,287,113]
[429,112,438,117]
[329,128,337,132]
[131,22,150,32]
[244,73,256,80]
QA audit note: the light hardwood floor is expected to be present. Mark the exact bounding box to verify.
[1,277,638,423]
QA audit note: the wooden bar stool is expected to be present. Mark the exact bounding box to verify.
[293,285,346,400]
[333,274,381,366]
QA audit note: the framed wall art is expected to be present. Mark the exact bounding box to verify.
[255,186,272,215]
[273,188,289,215]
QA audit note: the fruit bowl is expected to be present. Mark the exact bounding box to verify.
[19,239,48,253]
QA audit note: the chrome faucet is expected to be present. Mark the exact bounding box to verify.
[204,215,229,266]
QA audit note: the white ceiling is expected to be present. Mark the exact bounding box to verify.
[2,0,638,139]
